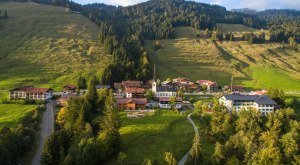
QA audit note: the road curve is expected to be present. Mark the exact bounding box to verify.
[32,101,55,165]
[178,113,199,165]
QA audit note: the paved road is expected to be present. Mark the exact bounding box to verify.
[178,113,200,165]
[32,101,55,165]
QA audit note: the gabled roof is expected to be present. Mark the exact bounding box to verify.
[159,97,183,102]
[116,98,147,105]
[10,86,51,93]
[197,80,217,86]
[156,86,177,92]
[125,87,145,93]
[173,77,191,82]
[223,94,277,105]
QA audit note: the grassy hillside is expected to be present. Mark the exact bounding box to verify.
[0,104,37,128]
[216,23,257,33]
[145,26,300,91]
[0,2,111,90]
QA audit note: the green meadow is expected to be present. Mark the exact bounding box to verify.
[0,104,37,128]
[115,111,194,164]
[0,2,111,90]
[145,26,300,91]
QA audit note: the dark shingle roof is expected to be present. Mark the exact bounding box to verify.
[224,94,277,105]
[156,86,177,92]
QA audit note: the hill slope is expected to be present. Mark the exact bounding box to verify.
[0,2,110,90]
[145,26,300,91]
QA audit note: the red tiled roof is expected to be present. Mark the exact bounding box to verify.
[173,77,190,82]
[122,81,142,87]
[197,80,217,86]
[116,98,147,105]
[159,97,183,102]
[11,86,51,93]
[125,87,145,93]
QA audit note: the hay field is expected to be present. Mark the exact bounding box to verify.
[0,2,111,90]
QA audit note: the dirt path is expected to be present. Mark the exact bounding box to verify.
[178,113,199,165]
[31,101,55,165]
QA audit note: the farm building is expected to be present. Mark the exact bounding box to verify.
[116,98,147,110]
[125,87,145,98]
[114,81,142,89]
[9,86,53,101]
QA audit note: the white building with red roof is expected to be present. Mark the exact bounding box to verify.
[9,86,53,100]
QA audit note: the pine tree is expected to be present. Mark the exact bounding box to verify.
[189,135,203,164]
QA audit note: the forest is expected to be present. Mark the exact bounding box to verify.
[41,77,121,164]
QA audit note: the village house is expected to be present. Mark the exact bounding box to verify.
[114,80,146,98]
[125,87,145,98]
[219,94,277,115]
[159,97,183,109]
[9,86,53,101]
[63,84,77,93]
[116,98,147,110]
[114,80,142,90]
[173,77,191,85]
[224,85,244,92]
[179,82,198,91]
[152,81,177,98]
[161,80,174,86]
[197,80,218,93]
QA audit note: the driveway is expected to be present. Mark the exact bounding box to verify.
[178,113,199,165]
[31,101,55,165]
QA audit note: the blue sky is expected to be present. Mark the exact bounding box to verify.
[74,0,300,10]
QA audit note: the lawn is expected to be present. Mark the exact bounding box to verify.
[0,2,111,90]
[115,110,195,164]
[145,26,300,91]
[285,94,300,120]
[0,91,8,100]
[0,104,37,128]
[216,23,257,33]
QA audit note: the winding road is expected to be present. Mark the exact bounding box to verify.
[32,101,55,165]
[178,113,199,165]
